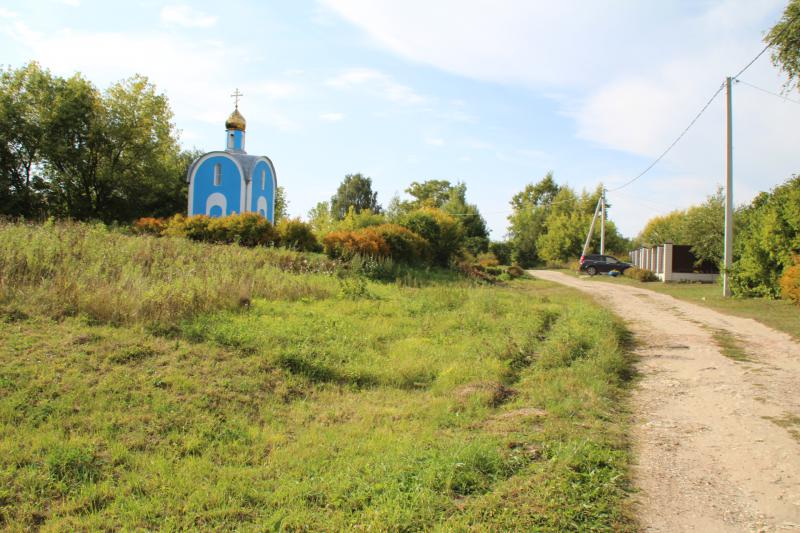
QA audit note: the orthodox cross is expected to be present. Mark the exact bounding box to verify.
[231,88,243,109]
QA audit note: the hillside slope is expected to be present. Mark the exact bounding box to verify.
[0,223,635,530]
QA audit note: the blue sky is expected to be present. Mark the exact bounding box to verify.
[2,0,798,237]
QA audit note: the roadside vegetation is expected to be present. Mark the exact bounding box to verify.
[710,330,751,362]
[558,269,800,341]
[0,221,635,530]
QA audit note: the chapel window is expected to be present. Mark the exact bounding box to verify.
[214,163,221,186]
[261,169,266,190]
[227,133,234,149]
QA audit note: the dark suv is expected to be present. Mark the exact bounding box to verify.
[579,254,631,276]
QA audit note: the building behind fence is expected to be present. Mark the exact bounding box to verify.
[629,243,719,282]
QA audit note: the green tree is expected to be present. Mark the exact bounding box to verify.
[506,172,561,266]
[637,210,688,247]
[732,175,800,297]
[441,183,489,254]
[399,207,463,266]
[535,187,586,263]
[0,62,55,217]
[683,189,725,266]
[330,173,380,220]
[1,63,191,222]
[307,201,334,235]
[389,179,489,254]
[766,0,800,91]
[533,185,627,263]
[274,186,288,221]
[404,179,454,208]
[635,188,725,267]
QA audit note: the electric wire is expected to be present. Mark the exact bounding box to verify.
[450,11,800,220]
[732,9,800,80]
[606,82,725,193]
[735,78,800,105]
[606,9,800,196]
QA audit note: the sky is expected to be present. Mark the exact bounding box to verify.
[1,0,798,238]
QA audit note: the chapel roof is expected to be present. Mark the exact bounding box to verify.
[225,108,246,131]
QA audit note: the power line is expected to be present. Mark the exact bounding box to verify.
[735,78,800,105]
[607,9,800,196]
[732,9,800,80]
[607,82,725,193]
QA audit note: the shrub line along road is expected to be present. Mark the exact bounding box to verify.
[531,270,800,532]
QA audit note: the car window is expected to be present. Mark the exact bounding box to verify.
[604,256,618,263]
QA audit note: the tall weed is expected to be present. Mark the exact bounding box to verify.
[0,221,336,325]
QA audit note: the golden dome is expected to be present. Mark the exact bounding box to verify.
[225,108,246,131]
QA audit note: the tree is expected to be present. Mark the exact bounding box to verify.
[405,179,454,208]
[637,211,688,247]
[529,183,627,264]
[1,63,192,222]
[274,186,288,221]
[635,188,725,267]
[731,175,800,297]
[307,201,335,235]
[766,0,800,91]
[0,62,55,217]
[399,207,463,266]
[56,74,183,222]
[506,172,561,266]
[683,189,725,266]
[441,183,489,254]
[534,187,586,263]
[330,173,380,220]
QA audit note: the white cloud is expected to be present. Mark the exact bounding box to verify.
[0,18,303,133]
[160,5,217,28]
[320,0,699,88]
[319,112,345,121]
[320,0,796,235]
[325,67,425,105]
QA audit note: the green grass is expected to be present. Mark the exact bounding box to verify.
[763,414,800,443]
[0,223,636,531]
[554,268,800,341]
[710,329,750,362]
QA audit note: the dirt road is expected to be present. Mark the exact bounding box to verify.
[531,270,800,532]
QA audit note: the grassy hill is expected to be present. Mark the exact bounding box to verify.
[0,222,635,531]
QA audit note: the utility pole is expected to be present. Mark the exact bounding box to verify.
[580,197,602,263]
[600,189,606,255]
[723,77,733,297]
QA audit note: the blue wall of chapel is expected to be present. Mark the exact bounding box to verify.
[192,156,242,216]
[251,160,275,222]
[227,129,244,151]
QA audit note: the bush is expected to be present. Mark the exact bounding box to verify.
[507,264,525,278]
[477,252,499,268]
[463,235,490,256]
[159,213,276,247]
[399,208,463,266]
[489,241,512,265]
[276,218,320,252]
[730,175,800,297]
[454,259,496,284]
[336,207,385,231]
[370,224,430,264]
[779,256,800,304]
[623,267,659,282]
[132,217,166,236]
[322,228,389,259]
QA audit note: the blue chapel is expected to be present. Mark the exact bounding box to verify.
[186,97,277,222]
